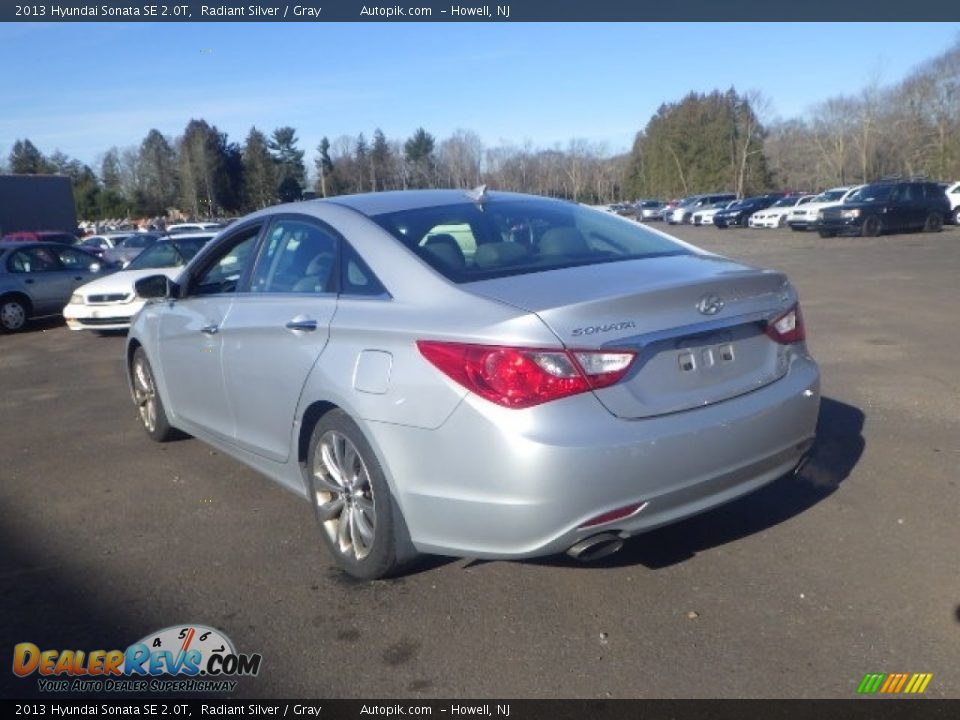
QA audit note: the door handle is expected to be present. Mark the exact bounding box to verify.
[201,324,220,335]
[285,319,318,332]
[74,276,84,281]
[25,279,34,284]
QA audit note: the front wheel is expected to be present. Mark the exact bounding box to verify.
[954,208,960,226]
[131,347,177,442]
[308,409,412,579]
[778,215,788,228]
[0,296,29,333]
[818,229,836,238]
[861,216,882,237]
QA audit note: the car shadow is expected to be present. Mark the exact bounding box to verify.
[13,314,66,333]
[528,395,865,571]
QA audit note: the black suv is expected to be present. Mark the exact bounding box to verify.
[815,180,949,237]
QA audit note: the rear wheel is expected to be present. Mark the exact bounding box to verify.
[131,347,177,442]
[954,208,960,226]
[923,213,943,233]
[861,216,882,237]
[307,409,411,579]
[0,295,29,333]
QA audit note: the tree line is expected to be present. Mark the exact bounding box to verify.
[4,38,960,220]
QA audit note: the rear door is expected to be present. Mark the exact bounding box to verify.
[5,246,72,314]
[219,216,339,462]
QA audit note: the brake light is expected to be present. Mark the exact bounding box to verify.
[417,341,636,409]
[765,303,805,344]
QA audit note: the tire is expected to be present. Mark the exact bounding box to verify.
[130,347,177,442]
[0,295,29,333]
[790,225,804,232]
[778,215,788,228]
[740,215,751,227]
[818,229,836,238]
[307,408,412,579]
[861,216,882,237]
[923,213,943,233]
[954,208,960,226]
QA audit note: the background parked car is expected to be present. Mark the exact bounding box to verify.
[815,180,950,237]
[166,222,225,234]
[64,233,216,332]
[749,195,815,228]
[692,200,736,226]
[668,193,737,224]
[944,181,960,224]
[101,232,165,268]
[0,243,106,332]
[1,230,79,245]
[713,194,785,228]
[635,199,666,220]
[74,232,139,259]
[786,186,862,231]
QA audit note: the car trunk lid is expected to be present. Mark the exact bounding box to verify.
[464,254,796,419]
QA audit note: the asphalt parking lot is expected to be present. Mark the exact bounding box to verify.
[2,224,959,699]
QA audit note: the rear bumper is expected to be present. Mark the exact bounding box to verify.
[368,354,821,559]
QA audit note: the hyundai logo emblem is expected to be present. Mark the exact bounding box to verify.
[696,293,725,315]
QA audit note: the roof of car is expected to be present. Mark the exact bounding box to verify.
[322,189,545,216]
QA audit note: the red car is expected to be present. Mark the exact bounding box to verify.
[1,230,79,245]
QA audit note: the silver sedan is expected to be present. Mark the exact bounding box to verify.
[126,189,821,579]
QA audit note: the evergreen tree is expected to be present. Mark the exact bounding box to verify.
[242,127,277,210]
[9,139,47,174]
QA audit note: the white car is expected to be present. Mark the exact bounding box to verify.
[944,181,960,224]
[63,234,214,331]
[786,186,862,231]
[692,201,737,226]
[166,222,225,234]
[749,195,815,228]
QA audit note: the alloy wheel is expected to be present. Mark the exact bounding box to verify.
[312,431,377,561]
[132,358,158,433]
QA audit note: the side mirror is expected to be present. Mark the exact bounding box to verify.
[135,275,177,300]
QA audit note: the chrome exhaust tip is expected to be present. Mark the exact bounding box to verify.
[566,533,624,562]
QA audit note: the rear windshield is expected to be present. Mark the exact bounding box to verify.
[372,198,690,283]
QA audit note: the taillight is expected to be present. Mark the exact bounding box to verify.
[765,303,805,344]
[416,341,636,409]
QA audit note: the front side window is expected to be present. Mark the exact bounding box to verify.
[55,247,98,270]
[190,225,262,296]
[372,198,690,283]
[250,219,338,294]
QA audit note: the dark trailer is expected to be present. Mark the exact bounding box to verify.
[0,174,77,236]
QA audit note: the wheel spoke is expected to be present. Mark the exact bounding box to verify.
[337,505,351,550]
[353,505,375,546]
[319,440,345,488]
[315,496,344,522]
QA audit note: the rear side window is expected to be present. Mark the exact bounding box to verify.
[7,247,60,273]
[372,198,690,283]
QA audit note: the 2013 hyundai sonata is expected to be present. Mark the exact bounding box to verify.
[126,189,820,579]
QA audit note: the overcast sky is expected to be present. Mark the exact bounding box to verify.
[2,22,958,167]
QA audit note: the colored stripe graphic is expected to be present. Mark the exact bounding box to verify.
[858,672,932,695]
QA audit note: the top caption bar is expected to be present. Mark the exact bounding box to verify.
[4,0,960,21]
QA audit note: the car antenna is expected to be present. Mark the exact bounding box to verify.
[465,184,488,209]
